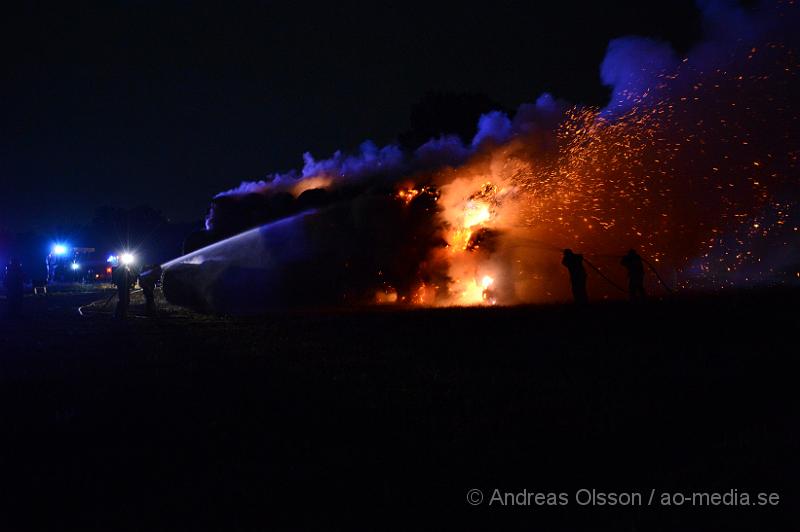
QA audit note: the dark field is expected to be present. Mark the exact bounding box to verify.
[1,288,798,531]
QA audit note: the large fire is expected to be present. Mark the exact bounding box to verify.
[198,1,798,312]
[386,31,798,306]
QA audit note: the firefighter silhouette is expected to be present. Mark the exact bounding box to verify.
[561,249,588,304]
[621,249,646,301]
[112,264,136,319]
[139,265,162,317]
[4,259,25,317]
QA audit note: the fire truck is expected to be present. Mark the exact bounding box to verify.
[46,244,113,283]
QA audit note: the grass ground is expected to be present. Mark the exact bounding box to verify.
[0,287,798,531]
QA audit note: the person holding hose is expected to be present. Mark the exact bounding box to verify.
[561,249,588,304]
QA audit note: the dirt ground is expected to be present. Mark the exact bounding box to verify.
[1,287,798,531]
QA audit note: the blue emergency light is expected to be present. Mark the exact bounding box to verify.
[52,244,69,256]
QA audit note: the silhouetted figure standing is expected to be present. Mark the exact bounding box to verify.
[562,249,588,304]
[4,259,25,317]
[113,265,134,319]
[621,249,646,301]
[139,265,162,317]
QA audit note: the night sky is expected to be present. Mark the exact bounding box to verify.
[2,1,704,232]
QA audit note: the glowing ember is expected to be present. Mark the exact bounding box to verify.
[454,276,496,306]
[396,187,421,205]
[463,200,491,228]
[291,175,333,196]
[375,288,398,304]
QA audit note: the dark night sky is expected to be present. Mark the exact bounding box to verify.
[2,1,703,232]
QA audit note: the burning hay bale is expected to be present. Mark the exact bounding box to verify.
[163,1,798,312]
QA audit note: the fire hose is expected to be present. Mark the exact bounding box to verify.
[581,247,674,295]
[78,288,143,317]
[517,239,676,295]
[641,256,674,294]
[582,257,629,294]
